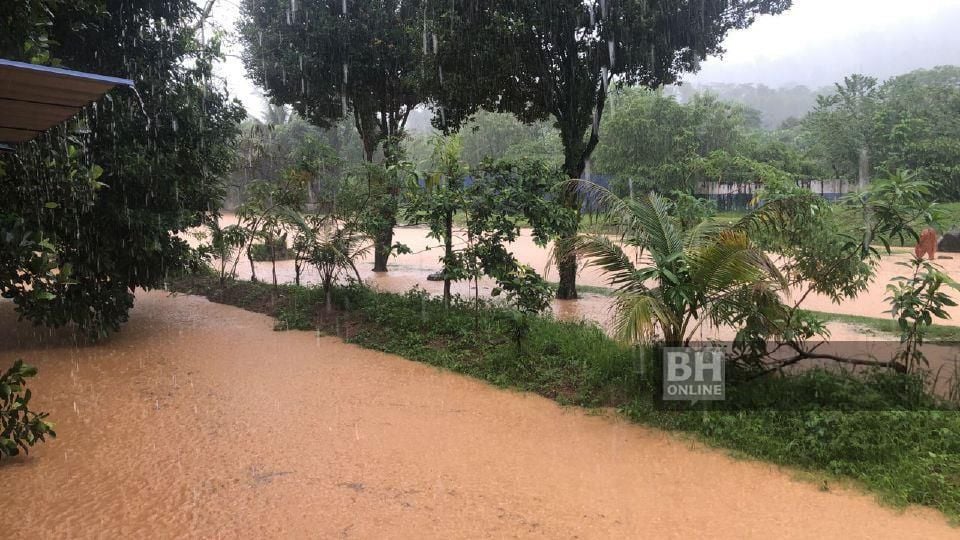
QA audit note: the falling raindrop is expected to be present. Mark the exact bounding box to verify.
[423,20,429,54]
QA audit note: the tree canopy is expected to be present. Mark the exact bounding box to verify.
[424,0,792,298]
[238,0,425,162]
[0,0,244,337]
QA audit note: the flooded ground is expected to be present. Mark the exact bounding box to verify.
[1,291,956,538]
[213,215,960,340]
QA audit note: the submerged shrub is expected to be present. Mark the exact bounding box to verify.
[1,359,55,459]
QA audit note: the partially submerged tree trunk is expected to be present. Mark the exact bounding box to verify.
[443,209,453,307]
[357,109,409,274]
[554,85,607,300]
[247,245,257,283]
[269,240,278,290]
[373,228,393,273]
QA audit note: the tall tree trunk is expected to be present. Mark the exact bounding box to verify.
[555,86,607,300]
[373,228,393,273]
[557,146,588,300]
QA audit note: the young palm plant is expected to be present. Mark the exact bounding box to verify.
[560,184,801,347]
[311,221,371,313]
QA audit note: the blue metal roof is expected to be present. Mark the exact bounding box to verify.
[0,58,135,145]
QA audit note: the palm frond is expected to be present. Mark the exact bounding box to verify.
[611,291,674,344]
[731,193,820,235]
[688,230,788,294]
[631,192,684,260]
[556,234,641,291]
[683,218,725,251]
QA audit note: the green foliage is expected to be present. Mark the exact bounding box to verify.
[671,82,825,131]
[230,113,355,210]
[249,235,292,262]
[238,0,427,271]
[426,0,792,297]
[593,89,704,192]
[236,172,309,286]
[1,359,55,459]
[0,0,103,64]
[667,191,718,230]
[427,0,792,178]
[594,89,806,195]
[800,67,960,199]
[886,257,960,371]
[302,217,371,311]
[563,184,797,346]
[346,155,419,271]
[492,265,555,352]
[0,0,245,338]
[629,395,960,517]
[238,0,423,160]
[200,221,247,285]
[877,66,960,200]
[803,74,881,180]
[407,137,574,308]
[720,170,940,370]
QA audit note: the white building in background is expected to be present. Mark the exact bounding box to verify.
[695,179,852,210]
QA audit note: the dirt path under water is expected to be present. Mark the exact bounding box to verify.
[0,291,955,538]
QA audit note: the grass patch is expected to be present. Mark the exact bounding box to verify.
[546,281,616,297]
[809,310,960,341]
[169,273,960,521]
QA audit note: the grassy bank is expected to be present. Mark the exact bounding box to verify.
[169,274,960,521]
[810,310,960,341]
[558,281,960,342]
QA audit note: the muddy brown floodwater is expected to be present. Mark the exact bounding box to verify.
[1,291,956,538]
[212,215,960,340]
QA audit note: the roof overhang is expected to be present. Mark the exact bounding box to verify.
[0,58,135,147]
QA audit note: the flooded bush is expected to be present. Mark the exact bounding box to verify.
[1,360,55,459]
[249,236,293,262]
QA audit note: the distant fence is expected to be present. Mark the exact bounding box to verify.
[695,179,852,211]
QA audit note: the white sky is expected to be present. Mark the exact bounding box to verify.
[200,0,960,120]
[687,0,960,88]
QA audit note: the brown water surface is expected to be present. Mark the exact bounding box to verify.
[0,291,955,538]
[213,216,960,334]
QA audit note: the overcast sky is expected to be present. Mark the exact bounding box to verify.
[203,0,960,120]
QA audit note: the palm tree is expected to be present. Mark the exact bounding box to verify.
[561,184,799,346]
[311,221,371,313]
[283,209,371,312]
